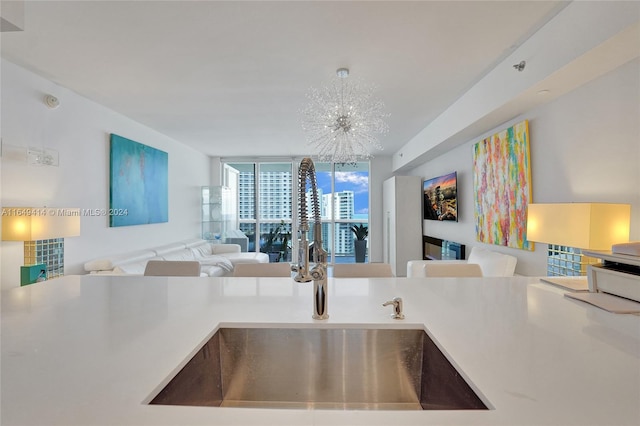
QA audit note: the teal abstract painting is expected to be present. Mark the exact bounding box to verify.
[109,134,168,227]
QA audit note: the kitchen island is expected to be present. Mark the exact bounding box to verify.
[2,275,639,425]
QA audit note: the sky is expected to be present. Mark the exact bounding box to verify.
[316,171,369,217]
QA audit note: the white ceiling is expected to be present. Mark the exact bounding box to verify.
[1,1,568,158]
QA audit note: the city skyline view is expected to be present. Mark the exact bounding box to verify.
[230,162,369,221]
[228,161,370,259]
[315,170,369,219]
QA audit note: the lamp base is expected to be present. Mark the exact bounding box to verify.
[24,238,65,280]
[20,264,47,286]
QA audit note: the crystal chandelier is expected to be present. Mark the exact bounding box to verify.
[301,68,389,164]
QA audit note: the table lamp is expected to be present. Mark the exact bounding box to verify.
[526,203,630,290]
[2,207,81,285]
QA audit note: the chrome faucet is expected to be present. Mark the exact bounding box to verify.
[293,158,329,320]
[383,297,405,320]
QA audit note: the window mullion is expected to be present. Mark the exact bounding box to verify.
[292,161,299,265]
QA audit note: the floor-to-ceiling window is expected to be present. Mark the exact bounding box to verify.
[310,162,370,264]
[231,163,257,250]
[258,163,293,262]
[226,160,369,264]
[228,162,293,261]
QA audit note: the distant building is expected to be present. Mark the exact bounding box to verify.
[238,169,292,220]
[237,169,358,256]
[323,191,355,255]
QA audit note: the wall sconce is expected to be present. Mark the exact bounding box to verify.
[527,203,630,289]
[2,207,81,285]
[29,95,61,166]
[1,94,61,167]
[28,146,59,166]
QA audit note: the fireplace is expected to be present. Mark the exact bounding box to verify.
[423,236,465,260]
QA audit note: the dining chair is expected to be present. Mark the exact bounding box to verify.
[415,263,483,277]
[143,260,201,277]
[232,263,293,277]
[332,263,394,278]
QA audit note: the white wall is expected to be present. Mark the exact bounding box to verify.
[393,1,640,172]
[407,59,640,276]
[1,60,210,289]
[368,155,393,262]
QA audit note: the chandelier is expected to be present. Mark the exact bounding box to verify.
[301,68,389,164]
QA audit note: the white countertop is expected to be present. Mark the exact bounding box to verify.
[2,275,639,425]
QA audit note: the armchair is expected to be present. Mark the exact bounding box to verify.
[407,246,517,278]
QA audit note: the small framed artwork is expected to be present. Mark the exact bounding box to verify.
[423,171,458,221]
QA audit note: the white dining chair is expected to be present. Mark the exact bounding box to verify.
[416,263,483,278]
[233,263,293,277]
[332,263,394,278]
[143,260,201,277]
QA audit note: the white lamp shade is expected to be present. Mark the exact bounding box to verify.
[527,203,630,250]
[2,208,81,241]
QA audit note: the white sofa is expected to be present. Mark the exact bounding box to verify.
[407,246,518,278]
[84,239,269,277]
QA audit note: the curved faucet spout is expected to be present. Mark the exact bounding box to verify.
[293,157,328,319]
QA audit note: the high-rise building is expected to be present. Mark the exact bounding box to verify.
[235,167,359,257]
[237,170,255,220]
[321,191,355,255]
[237,169,293,219]
[258,171,292,219]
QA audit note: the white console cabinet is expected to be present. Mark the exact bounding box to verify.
[383,176,422,277]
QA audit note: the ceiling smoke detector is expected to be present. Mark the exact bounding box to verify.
[43,94,60,109]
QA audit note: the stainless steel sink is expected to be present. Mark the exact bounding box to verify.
[150,327,487,410]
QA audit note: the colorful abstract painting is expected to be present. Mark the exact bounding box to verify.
[109,134,168,227]
[473,120,532,250]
